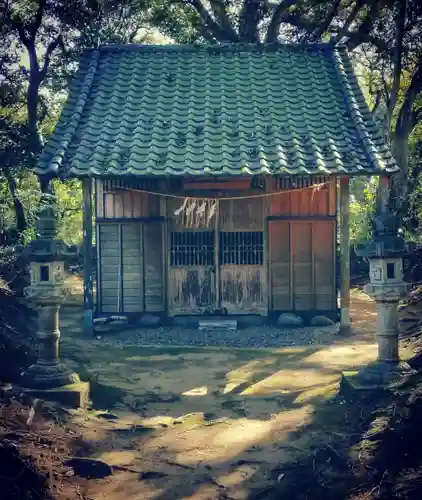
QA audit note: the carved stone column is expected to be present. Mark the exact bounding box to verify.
[343,215,416,389]
[354,275,415,387]
[22,203,89,407]
[24,277,80,390]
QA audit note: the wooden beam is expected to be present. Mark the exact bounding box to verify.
[82,178,94,335]
[339,177,351,333]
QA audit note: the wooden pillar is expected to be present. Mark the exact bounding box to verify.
[82,178,94,335]
[339,176,350,332]
[215,199,220,310]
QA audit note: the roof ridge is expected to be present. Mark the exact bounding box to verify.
[94,42,338,53]
[45,51,100,175]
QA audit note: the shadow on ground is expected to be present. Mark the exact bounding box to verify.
[52,285,420,499]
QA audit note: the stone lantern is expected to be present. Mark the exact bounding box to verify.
[22,202,89,407]
[346,213,416,388]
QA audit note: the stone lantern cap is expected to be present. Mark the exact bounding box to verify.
[355,213,407,259]
[27,204,78,263]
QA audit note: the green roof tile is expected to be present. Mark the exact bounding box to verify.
[37,43,398,178]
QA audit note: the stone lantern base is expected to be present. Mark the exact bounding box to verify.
[23,360,80,389]
[22,362,90,409]
[25,383,90,409]
[22,290,89,408]
[342,360,416,391]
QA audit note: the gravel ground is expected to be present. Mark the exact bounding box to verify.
[95,324,340,349]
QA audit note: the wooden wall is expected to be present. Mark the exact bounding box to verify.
[94,176,337,316]
[96,180,161,219]
[268,177,336,217]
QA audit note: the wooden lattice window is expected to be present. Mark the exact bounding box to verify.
[276,175,329,190]
[220,231,263,265]
[103,178,158,192]
[170,231,215,266]
[251,177,265,189]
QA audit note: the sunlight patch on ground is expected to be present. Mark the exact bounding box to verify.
[97,451,138,466]
[166,405,313,465]
[125,354,183,362]
[140,415,175,427]
[293,381,339,404]
[182,386,209,396]
[227,358,278,382]
[217,464,257,487]
[302,344,378,370]
[270,347,309,355]
[241,368,338,396]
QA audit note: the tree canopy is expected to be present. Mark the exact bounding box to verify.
[0,0,421,243]
[0,0,152,236]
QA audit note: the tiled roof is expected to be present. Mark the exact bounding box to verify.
[37,43,398,178]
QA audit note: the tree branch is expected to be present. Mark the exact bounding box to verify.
[371,90,382,114]
[239,0,266,43]
[311,0,342,41]
[199,25,218,43]
[396,56,422,137]
[365,35,390,55]
[33,0,46,34]
[2,168,27,233]
[40,35,64,81]
[209,0,238,41]
[187,0,236,41]
[332,0,365,44]
[287,14,315,30]
[15,24,30,47]
[38,96,49,124]
[343,1,380,51]
[388,0,406,117]
[411,107,422,131]
[265,0,297,43]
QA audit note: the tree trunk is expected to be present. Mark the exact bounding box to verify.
[3,170,27,234]
[390,131,410,217]
[376,129,410,227]
[39,175,52,194]
[27,81,42,156]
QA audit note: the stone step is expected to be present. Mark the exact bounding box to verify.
[198,319,238,332]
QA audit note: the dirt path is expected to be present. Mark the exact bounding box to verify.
[54,284,409,499]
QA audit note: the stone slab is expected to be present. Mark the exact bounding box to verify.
[198,319,238,332]
[341,367,415,393]
[340,371,382,392]
[26,381,90,408]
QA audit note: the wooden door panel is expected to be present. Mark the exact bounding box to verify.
[99,224,120,313]
[122,224,144,313]
[271,263,290,309]
[269,220,336,312]
[168,230,215,315]
[313,222,336,310]
[269,221,291,310]
[169,267,215,314]
[144,224,164,311]
[220,265,266,314]
[292,223,313,310]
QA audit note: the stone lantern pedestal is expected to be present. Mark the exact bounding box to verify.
[342,215,416,390]
[22,204,89,408]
